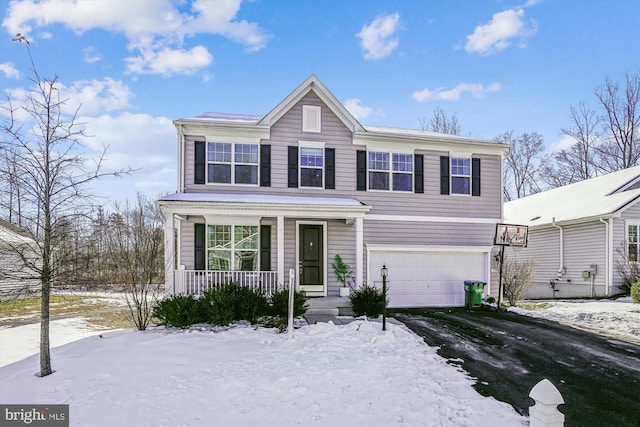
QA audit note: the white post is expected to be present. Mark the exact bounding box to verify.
[287,268,295,339]
[355,217,364,289]
[277,216,285,286]
[163,211,175,294]
[529,378,565,427]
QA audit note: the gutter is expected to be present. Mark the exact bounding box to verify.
[552,217,564,279]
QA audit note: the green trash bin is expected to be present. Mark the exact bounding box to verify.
[464,280,486,309]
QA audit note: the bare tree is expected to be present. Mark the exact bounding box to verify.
[497,131,544,201]
[502,256,536,306]
[594,71,640,172]
[0,36,129,377]
[419,106,462,135]
[105,194,164,331]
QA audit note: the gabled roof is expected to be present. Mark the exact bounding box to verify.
[504,166,640,228]
[258,74,365,133]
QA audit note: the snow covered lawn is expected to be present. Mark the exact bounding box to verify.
[510,297,640,344]
[0,320,527,427]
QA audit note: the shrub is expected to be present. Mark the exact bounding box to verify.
[631,279,640,304]
[200,284,269,326]
[502,257,535,307]
[270,288,309,317]
[350,285,387,317]
[153,294,205,328]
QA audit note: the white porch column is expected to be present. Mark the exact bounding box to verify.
[277,215,285,286]
[355,217,364,288]
[164,212,175,294]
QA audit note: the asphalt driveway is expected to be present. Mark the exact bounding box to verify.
[392,308,640,427]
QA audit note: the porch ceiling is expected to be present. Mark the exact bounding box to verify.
[157,192,371,219]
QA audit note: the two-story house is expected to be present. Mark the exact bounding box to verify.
[157,75,509,308]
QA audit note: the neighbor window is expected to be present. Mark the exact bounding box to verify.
[628,224,640,262]
[300,147,324,187]
[207,225,258,271]
[451,157,471,195]
[207,142,258,184]
[368,151,413,191]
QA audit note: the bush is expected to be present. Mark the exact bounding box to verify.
[502,257,535,306]
[631,279,640,304]
[201,284,269,325]
[270,288,309,317]
[153,294,205,328]
[350,285,387,317]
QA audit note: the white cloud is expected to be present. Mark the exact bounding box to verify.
[0,62,20,79]
[344,98,373,120]
[124,45,213,76]
[356,12,401,60]
[2,0,268,76]
[413,82,501,102]
[60,78,134,115]
[83,47,102,64]
[465,8,537,56]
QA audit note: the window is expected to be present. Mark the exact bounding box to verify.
[207,142,258,184]
[303,105,321,132]
[207,225,258,271]
[629,224,640,262]
[300,147,324,187]
[368,151,413,191]
[451,157,471,195]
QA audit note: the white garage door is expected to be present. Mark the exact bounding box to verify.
[369,251,488,308]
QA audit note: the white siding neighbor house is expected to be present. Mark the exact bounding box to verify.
[157,75,510,308]
[0,219,40,299]
[504,166,640,298]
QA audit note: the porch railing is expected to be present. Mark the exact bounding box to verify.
[173,270,280,296]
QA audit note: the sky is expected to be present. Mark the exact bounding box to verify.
[1,0,639,205]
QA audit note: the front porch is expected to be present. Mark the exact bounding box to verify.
[171,269,279,296]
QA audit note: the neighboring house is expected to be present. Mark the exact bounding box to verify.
[504,166,640,299]
[0,219,40,299]
[157,75,509,308]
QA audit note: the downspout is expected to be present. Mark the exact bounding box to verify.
[599,217,611,295]
[552,217,564,279]
[178,124,185,193]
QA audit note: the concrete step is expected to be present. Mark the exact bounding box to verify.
[306,297,352,316]
[306,307,339,316]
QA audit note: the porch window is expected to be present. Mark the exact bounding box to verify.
[207,225,258,271]
[368,151,413,191]
[207,142,258,184]
[300,147,324,187]
[451,157,471,195]
[628,224,639,262]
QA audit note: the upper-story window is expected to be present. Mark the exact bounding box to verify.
[303,105,321,133]
[300,147,324,187]
[368,151,413,192]
[451,157,471,195]
[207,142,258,185]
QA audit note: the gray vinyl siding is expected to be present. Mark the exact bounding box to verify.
[179,219,195,269]
[560,222,606,297]
[510,227,561,299]
[181,92,503,221]
[615,201,640,292]
[363,220,495,246]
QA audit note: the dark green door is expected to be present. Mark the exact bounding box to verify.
[299,224,324,293]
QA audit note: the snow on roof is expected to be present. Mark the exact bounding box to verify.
[177,112,263,124]
[158,192,366,207]
[362,125,496,144]
[504,166,640,227]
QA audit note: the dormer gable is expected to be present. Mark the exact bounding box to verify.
[258,75,365,133]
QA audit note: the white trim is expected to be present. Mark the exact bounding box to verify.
[277,216,285,286]
[298,140,326,148]
[203,215,260,225]
[365,214,500,224]
[355,217,364,288]
[366,244,494,253]
[295,220,328,297]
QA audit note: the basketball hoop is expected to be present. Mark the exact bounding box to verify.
[494,223,528,247]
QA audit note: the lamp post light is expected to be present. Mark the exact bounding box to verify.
[381,264,388,331]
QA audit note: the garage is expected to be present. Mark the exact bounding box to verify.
[368,249,489,308]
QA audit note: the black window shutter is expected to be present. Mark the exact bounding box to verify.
[356,150,367,191]
[288,146,298,188]
[260,145,271,187]
[414,154,424,194]
[194,141,206,184]
[440,156,450,195]
[325,148,335,189]
[472,158,481,196]
[260,225,271,271]
[194,223,206,270]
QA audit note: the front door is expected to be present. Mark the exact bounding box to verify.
[299,224,324,294]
